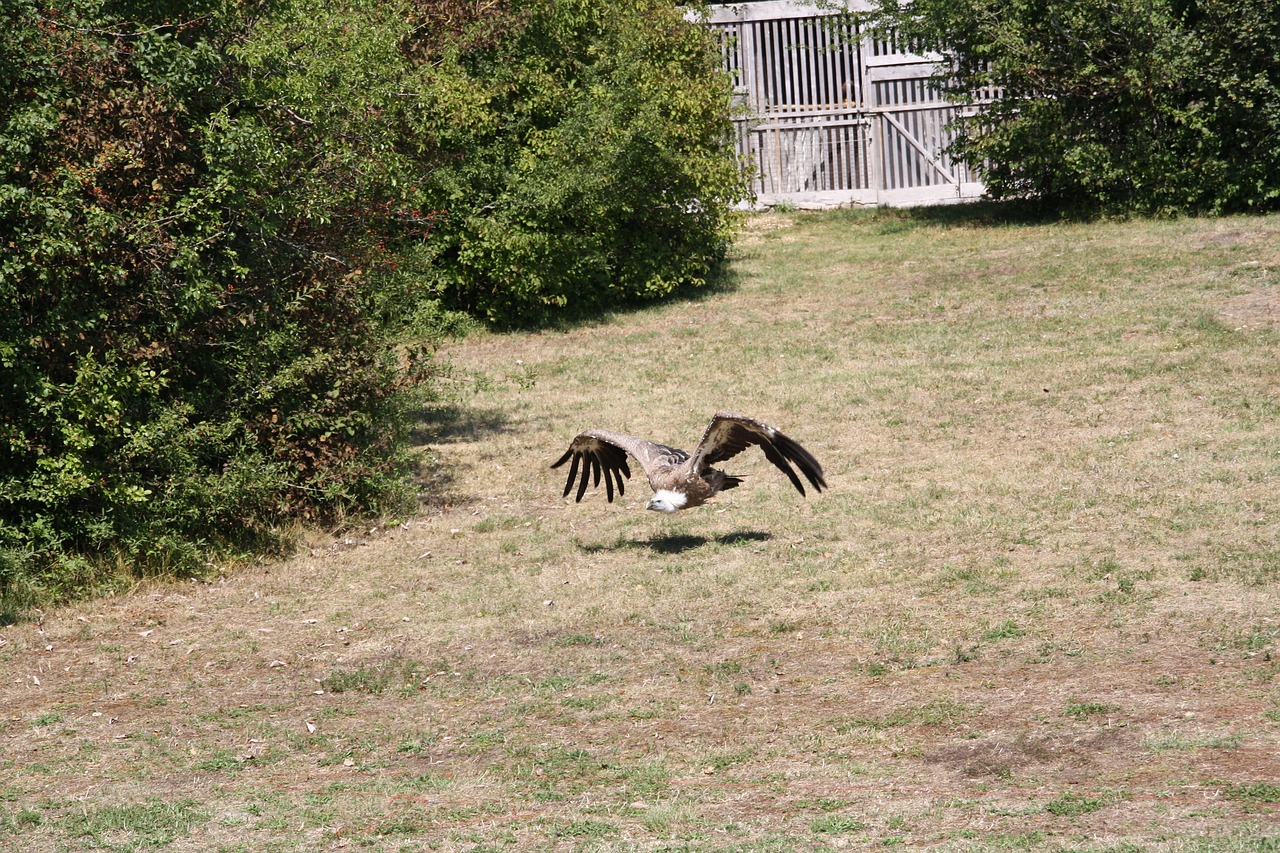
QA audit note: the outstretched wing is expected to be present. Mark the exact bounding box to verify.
[550,429,684,503]
[690,411,827,497]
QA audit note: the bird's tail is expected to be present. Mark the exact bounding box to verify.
[719,475,744,491]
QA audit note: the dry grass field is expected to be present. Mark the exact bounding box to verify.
[3,207,1280,851]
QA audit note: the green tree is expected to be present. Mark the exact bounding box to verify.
[870,0,1280,213]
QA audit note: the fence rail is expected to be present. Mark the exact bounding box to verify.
[703,1,985,208]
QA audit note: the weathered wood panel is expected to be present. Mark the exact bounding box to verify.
[703,1,985,208]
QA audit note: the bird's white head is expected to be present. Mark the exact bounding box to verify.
[646,489,688,513]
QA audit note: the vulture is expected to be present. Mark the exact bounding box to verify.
[551,411,826,512]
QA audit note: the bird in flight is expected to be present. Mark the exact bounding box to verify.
[552,411,826,512]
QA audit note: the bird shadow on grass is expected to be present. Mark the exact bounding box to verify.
[580,530,772,555]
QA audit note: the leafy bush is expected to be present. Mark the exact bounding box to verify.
[414,0,747,325]
[871,0,1280,213]
[0,0,448,607]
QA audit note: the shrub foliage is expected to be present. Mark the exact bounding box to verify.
[0,0,432,604]
[415,0,746,324]
[871,0,1280,213]
[0,0,743,608]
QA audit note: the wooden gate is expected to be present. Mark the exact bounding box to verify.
[703,0,985,208]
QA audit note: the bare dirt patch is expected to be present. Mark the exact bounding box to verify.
[1222,282,1280,330]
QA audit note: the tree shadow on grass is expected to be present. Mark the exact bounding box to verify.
[812,198,1090,234]
[489,259,744,334]
[408,403,511,509]
[580,529,772,555]
[412,451,478,511]
[410,403,510,445]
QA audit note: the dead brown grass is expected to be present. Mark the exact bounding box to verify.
[2,208,1280,851]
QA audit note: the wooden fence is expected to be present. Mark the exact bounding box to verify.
[703,0,985,208]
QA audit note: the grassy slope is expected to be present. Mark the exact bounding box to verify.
[2,208,1279,851]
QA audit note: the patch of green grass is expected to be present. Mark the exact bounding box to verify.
[863,614,937,672]
[982,620,1026,641]
[533,674,577,694]
[552,818,618,838]
[706,659,744,678]
[321,659,423,696]
[636,801,699,836]
[403,772,450,792]
[1044,793,1106,816]
[62,797,209,849]
[1144,732,1245,752]
[1178,833,1280,852]
[807,797,850,812]
[196,704,269,723]
[551,633,604,648]
[1065,701,1121,719]
[1215,549,1280,586]
[935,563,1005,595]
[463,728,508,751]
[512,746,598,786]
[1213,622,1279,654]
[1217,782,1280,804]
[701,747,756,770]
[618,760,671,799]
[561,694,612,710]
[369,803,503,836]
[833,698,975,732]
[193,749,243,772]
[0,806,43,835]
[1098,573,1144,603]
[395,737,437,756]
[811,814,866,834]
